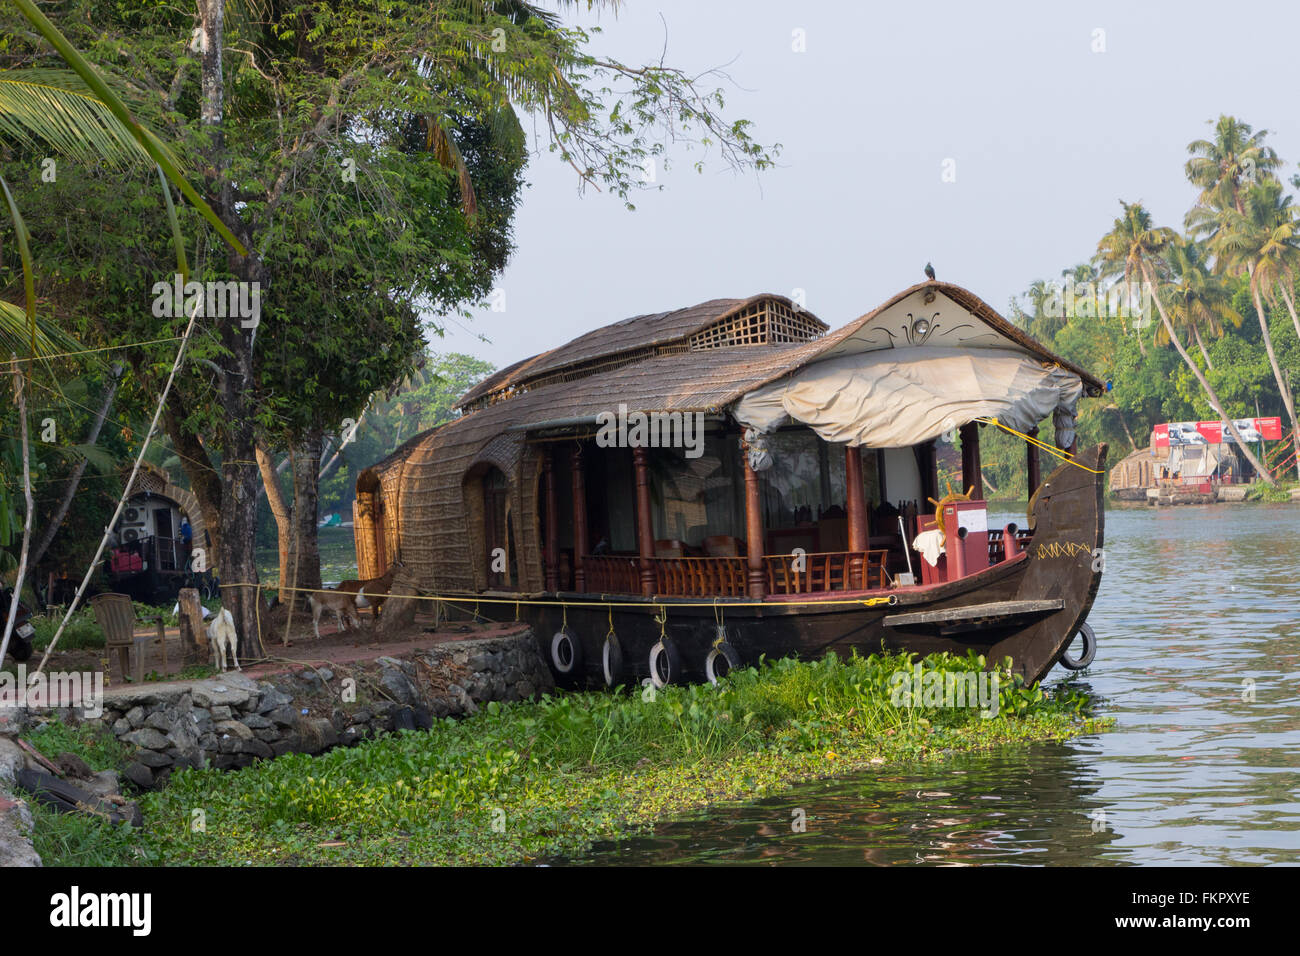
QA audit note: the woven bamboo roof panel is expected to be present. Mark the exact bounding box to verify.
[457,294,825,410]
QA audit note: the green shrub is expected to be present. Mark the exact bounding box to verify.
[29,607,103,650]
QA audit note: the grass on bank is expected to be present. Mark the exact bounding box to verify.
[1245,478,1300,502]
[29,650,1108,866]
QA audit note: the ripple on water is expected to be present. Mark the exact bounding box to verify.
[563,505,1300,866]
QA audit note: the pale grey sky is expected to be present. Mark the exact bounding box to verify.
[432,0,1300,371]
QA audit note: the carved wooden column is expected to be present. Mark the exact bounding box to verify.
[1027,426,1042,497]
[571,444,587,593]
[960,422,984,500]
[742,444,766,600]
[633,446,656,596]
[543,448,559,592]
[845,445,868,588]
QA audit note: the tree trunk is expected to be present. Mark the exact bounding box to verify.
[28,366,122,572]
[200,0,264,657]
[216,313,264,658]
[1192,324,1213,370]
[0,361,34,666]
[289,430,323,610]
[1110,404,1138,451]
[1249,277,1300,481]
[256,443,292,603]
[1141,261,1275,484]
[1278,282,1300,355]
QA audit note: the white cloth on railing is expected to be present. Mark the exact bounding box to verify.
[912,529,946,568]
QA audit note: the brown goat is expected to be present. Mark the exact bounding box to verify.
[336,564,398,620]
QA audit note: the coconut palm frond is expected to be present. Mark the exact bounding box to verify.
[426,115,478,217]
[62,441,119,474]
[0,299,78,361]
[11,0,246,255]
[0,69,157,169]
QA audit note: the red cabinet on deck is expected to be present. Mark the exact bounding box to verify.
[916,500,989,584]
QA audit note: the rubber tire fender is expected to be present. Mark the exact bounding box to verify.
[1058,622,1097,671]
[550,626,584,678]
[601,633,624,688]
[648,637,682,689]
[705,640,742,685]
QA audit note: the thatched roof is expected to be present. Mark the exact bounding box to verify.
[457,281,1102,416]
[457,293,826,410]
[371,277,1103,484]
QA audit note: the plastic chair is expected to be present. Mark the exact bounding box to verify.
[90,593,167,683]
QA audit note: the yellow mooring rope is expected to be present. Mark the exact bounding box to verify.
[975,417,1105,474]
[217,581,897,611]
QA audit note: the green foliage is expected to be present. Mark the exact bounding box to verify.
[27,799,144,867]
[26,606,102,650]
[32,651,1100,867]
[315,351,495,516]
[22,719,131,771]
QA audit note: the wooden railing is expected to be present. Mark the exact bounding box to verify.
[651,556,747,597]
[583,555,641,593]
[765,550,888,594]
[581,550,890,597]
[986,528,1034,564]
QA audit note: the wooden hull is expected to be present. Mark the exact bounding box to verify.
[447,445,1107,687]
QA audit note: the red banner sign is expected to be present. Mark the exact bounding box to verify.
[1152,417,1283,448]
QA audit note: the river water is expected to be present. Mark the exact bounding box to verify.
[565,504,1300,865]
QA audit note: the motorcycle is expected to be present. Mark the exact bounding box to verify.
[1,586,36,663]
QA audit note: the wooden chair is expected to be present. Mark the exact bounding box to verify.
[654,539,686,558]
[90,593,168,683]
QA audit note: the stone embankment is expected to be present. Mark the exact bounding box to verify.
[0,629,552,864]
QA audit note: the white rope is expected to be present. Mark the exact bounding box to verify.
[35,295,203,676]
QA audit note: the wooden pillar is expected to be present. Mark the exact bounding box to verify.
[914,440,938,508]
[876,448,888,505]
[1027,426,1042,497]
[571,444,587,593]
[742,447,766,600]
[845,445,868,588]
[633,446,656,596]
[960,422,984,500]
[543,448,559,592]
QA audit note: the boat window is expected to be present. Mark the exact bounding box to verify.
[761,428,846,532]
[648,431,746,545]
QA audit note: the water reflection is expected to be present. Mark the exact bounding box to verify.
[564,504,1300,865]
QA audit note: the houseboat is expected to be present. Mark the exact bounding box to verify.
[103,464,210,603]
[355,281,1108,687]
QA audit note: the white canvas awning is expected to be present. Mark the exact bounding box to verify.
[732,346,1084,449]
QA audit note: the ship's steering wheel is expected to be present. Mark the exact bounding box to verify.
[926,481,974,547]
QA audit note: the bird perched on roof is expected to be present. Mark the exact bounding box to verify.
[924,262,936,280]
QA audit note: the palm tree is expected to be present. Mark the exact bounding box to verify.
[1162,236,1242,369]
[1256,188,1300,347]
[0,0,243,667]
[1094,201,1274,482]
[1211,178,1300,479]
[1185,116,1280,220]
